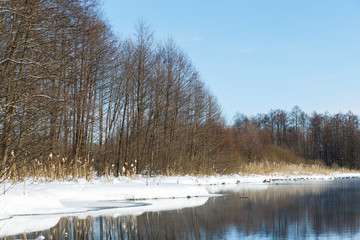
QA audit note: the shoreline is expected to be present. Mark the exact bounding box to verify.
[1,171,360,236]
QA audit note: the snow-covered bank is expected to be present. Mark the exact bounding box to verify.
[1,171,360,236]
[0,177,211,237]
[0,177,210,218]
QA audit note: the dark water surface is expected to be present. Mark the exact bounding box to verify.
[3,179,360,240]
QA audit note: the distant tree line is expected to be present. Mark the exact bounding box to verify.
[1,1,359,180]
[0,0,226,179]
[233,106,360,169]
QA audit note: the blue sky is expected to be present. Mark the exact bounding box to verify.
[102,0,360,123]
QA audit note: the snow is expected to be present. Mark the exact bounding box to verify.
[0,215,58,237]
[0,172,360,237]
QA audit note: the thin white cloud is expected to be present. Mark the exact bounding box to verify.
[285,43,302,49]
[221,47,259,54]
[237,48,258,53]
[184,37,204,42]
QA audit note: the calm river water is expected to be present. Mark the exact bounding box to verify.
[3,179,360,240]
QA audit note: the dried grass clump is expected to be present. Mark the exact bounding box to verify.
[0,153,144,184]
[238,160,328,175]
[1,153,97,182]
[230,145,360,176]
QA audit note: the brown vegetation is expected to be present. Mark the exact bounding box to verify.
[231,107,360,173]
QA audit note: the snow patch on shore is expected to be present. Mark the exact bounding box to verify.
[0,176,210,221]
[0,191,64,216]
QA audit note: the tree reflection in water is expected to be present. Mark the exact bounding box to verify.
[4,180,360,240]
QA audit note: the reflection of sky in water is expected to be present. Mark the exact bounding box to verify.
[3,180,360,240]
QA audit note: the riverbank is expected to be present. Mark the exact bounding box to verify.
[2,171,360,220]
[2,172,359,239]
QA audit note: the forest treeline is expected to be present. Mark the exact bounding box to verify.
[233,107,360,169]
[0,0,225,179]
[1,0,359,180]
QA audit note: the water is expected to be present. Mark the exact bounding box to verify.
[2,180,360,239]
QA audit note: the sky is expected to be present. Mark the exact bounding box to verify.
[101,0,360,123]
